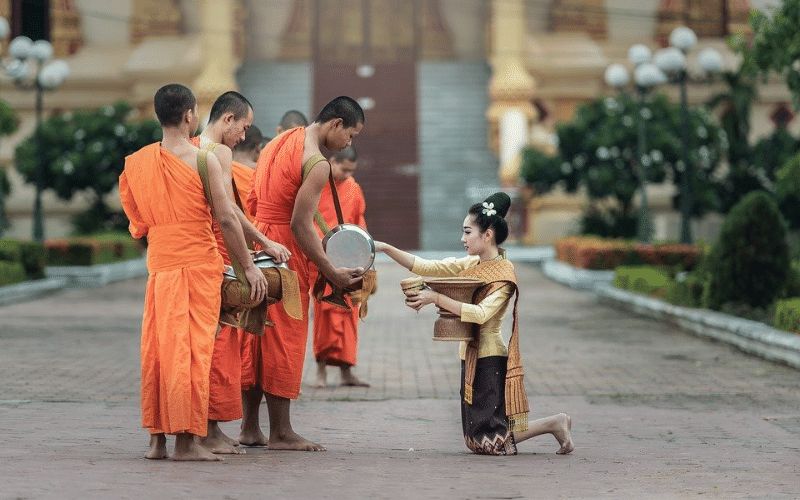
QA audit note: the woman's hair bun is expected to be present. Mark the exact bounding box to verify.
[483,192,511,218]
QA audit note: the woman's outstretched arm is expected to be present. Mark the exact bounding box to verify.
[375,241,416,271]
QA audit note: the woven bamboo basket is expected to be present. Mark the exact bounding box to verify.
[423,277,484,341]
[221,267,283,310]
[400,276,425,296]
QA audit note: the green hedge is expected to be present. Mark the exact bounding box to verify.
[0,261,26,287]
[775,298,800,334]
[0,239,46,283]
[45,233,143,266]
[614,265,708,308]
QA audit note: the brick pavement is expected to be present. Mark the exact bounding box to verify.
[0,262,798,499]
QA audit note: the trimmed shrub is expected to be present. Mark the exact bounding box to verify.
[0,239,46,280]
[0,261,26,286]
[556,236,705,272]
[706,191,790,310]
[45,233,143,266]
[614,266,671,298]
[775,298,800,334]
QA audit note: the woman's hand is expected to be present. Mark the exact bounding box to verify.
[404,288,438,311]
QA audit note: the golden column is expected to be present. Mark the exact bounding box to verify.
[193,0,242,117]
[486,0,537,187]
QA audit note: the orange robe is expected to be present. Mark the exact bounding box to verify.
[189,137,255,422]
[243,127,315,399]
[312,177,367,367]
[119,143,223,436]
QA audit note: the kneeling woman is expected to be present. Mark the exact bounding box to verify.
[375,192,573,456]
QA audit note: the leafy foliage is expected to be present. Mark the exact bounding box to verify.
[518,147,565,194]
[14,101,161,234]
[537,92,726,237]
[739,2,800,108]
[0,99,20,235]
[776,151,800,230]
[706,191,789,310]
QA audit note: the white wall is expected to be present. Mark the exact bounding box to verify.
[74,0,132,45]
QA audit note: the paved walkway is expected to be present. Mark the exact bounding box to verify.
[0,262,798,499]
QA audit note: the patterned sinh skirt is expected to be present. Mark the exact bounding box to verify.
[460,356,517,455]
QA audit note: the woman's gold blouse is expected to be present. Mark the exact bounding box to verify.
[410,255,513,360]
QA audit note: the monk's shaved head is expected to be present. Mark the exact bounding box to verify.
[331,145,357,163]
[315,96,364,128]
[208,91,253,123]
[279,110,308,130]
[234,125,265,154]
[154,83,196,127]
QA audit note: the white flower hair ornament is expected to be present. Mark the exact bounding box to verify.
[482,202,497,217]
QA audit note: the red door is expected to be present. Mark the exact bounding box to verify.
[313,63,419,249]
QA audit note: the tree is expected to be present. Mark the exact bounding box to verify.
[0,100,19,236]
[706,71,760,212]
[739,1,800,108]
[14,102,161,234]
[546,92,726,237]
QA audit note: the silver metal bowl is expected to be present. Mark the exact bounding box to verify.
[321,223,375,275]
[224,250,289,278]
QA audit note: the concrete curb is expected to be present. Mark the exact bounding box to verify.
[0,277,68,307]
[45,256,147,289]
[542,258,800,370]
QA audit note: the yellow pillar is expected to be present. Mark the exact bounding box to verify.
[487,0,536,186]
[193,0,241,118]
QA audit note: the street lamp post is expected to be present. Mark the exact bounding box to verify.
[605,45,666,243]
[654,27,723,244]
[0,16,70,242]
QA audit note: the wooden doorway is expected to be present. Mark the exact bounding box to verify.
[312,0,421,249]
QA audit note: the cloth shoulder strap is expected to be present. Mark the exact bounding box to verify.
[202,142,247,212]
[196,148,250,297]
[301,154,344,233]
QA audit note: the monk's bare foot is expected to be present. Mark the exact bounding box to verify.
[313,361,327,388]
[340,374,370,387]
[269,430,326,451]
[238,427,269,447]
[197,427,245,455]
[222,433,239,447]
[554,413,574,455]
[172,433,223,461]
[205,420,240,447]
[340,367,370,387]
[145,433,167,460]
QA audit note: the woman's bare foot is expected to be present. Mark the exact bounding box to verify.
[313,361,328,388]
[172,433,223,461]
[554,413,574,455]
[269,430,327,451]
[145,433,167,459]
[198,422,245,455]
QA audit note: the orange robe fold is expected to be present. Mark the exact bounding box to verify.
[312,177,367,367]
[243,127,315,399]
[189,137,256,422]
[119,142,224,436]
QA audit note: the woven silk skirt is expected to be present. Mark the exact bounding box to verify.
[460,356,517,455]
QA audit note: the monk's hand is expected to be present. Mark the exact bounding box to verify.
[260,238,292,264]
[243,264,268,303]
[405,289,436,311]
[327,266,364,289]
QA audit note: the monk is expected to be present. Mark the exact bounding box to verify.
[232,125,265,168]
[312,145,370,388]
[191,92,291,455]
[240,97,365,451]
[119,83,267,461]
[275,109,308,136]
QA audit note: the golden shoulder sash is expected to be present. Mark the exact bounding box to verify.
[458,257,529,433]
